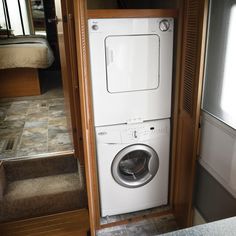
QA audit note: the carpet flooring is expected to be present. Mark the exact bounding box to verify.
[0,155,87,222]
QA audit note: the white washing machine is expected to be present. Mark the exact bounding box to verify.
[88,18,174,127]
[95,119,170,217]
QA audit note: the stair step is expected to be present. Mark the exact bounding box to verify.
[0,173,87,222]
[4,155,77,182]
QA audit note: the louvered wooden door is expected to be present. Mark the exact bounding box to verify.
[173,0,208,227]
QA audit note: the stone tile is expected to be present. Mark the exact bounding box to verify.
[6,102,29,119]
[0,139,5,151]
[0,95,70,159]
[48,117,67,132]
[0,102,12,107]
[19,127,48,152]
[7,106,28,116]
[0,151,17,159]
[126,219,158,236]
[48,132,73,152]
[17,131,48,156]
[21,127,47,139]
[17,145,47,157]
[0,104,11,110]
[0,129,21,138]
[48,109,65,118]
[19,127,48,155]
[11,100,29,105]
[27,107,48,115]
[0,105,10,121]
[49,104,65,111]
[0,120,25,129]
[18,141,47,153]
[106,215,122,224]
[152,215,178,234]
[26,112,48,122]
[97,226,128,236]
[29,100,48,108]
[48,98,65,106]
[10,101,30,108]
[0,121,24,137]
[24,121,48,129]
[5,114,26,121]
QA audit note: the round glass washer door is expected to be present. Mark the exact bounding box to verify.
[111,144,159,188]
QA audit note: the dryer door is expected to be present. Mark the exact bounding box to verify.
[105,34,160,93]
[112,144,159,188]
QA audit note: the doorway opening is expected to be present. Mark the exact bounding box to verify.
[0,0,74,160]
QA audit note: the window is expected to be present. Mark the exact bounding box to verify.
[221,5,236,123]
[0,0,31,35]
[202,0,236,129]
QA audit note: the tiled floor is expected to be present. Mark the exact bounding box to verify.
[0,92,73,159]
[97,214,178,236]
[100,206,171,225]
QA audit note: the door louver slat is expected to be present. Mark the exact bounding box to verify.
[182,0,201,115]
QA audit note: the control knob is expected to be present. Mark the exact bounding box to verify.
[159,19,170,32]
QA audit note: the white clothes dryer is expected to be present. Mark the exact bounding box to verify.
[95,119,170,217]
[88,18,174,127]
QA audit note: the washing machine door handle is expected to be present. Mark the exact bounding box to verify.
[148,153,159,176]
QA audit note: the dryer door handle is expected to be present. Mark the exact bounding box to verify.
[105,47,114,66]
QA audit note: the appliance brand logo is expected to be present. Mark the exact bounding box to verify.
[98,131,107,136]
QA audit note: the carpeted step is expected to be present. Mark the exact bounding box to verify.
[4,155,78,182]
[0,172,87,222]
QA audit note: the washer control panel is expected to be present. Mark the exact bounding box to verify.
[122,121,168,143]
[96,119,170,144]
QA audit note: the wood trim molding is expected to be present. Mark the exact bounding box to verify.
[169,0,185,209]
[0,209,89,236]
[87,9,178,19]
[64,0,85,164]
[74,1,100,235]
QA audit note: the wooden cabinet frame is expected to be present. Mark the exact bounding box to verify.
[73,1,209,235]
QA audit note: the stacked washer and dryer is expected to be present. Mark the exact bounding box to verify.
[88,17,174,217]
